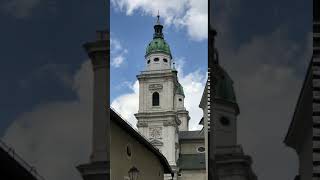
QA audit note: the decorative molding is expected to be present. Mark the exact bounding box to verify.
[150,139,164,146]
[149,127,162,139]
[137,71,176,80]
[149,84,163,90]
[135,111,176,118]
[136,121,148,127]
[163,120,177,126]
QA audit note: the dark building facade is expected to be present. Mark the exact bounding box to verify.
[284,1,320,179]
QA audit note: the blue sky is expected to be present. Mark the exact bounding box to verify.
[0,0,107,137]
[111,11,207,100]
[0,1,108,179]
[110,1,208,130]
[110,5,208,100]
[0,1,312,180]
[0,1,207,180]
[110,12,207,100]
[212,0,312,180]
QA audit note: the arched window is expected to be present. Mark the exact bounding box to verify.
[163,58,168,63]
[154,58,159,62]
[152,92,160,106]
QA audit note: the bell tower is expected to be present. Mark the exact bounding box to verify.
[211,37,257,180]
[134,15,190,178]
[213,65,239,147]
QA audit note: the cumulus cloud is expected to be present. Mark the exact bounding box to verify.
[18,63,73,89]
[111,0,208,41]
[111,81,139,127]
[225,32,307,180]
[111,36,128,68]
[111,58,206,130]
[213,1,312,179]
[2,60,93,180]
[175,58,207,130]
[111,55,125,68]
[2,0,41,18]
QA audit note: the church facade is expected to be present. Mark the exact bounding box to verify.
[134,15,257,180]
[134,15,206,180]
[209,41,257,180]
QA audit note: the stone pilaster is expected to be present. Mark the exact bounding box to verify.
[77,30,110,180]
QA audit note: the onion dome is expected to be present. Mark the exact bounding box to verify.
[145,14,172,58]
[175,81,185,97]
[215,65,237,103]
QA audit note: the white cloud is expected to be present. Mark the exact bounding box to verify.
[2,0,41,18]
[111,58,206,130]
[1,48,205,180]
[2,60,93,180]
[226,30,311,180]
[180,71,206,130]
[111,55,125,68]
[110,37,123,53]
[111,36,128,68]
[111,81,139,127]
[213,1,312,179]
[111,0,208,41]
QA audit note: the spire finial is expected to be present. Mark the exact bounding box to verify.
[153,11,164,39]
[157,10,160,24]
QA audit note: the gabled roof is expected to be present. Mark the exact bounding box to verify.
[111,109,173,174]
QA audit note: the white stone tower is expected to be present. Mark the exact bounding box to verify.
[134,14,190,177]
[213,66,239,147]
[212,48,257,180]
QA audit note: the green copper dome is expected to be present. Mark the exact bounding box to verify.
[145,14,172,57]
[146,38,171,57]
[215,66,237,103]
[175,81,185,96]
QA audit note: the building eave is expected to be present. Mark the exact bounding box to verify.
[0,140,44,180]
[110,109,173,174]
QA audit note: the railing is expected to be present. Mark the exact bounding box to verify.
[0,139,45,180]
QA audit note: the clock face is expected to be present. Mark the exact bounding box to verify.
[150,127,161,139]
